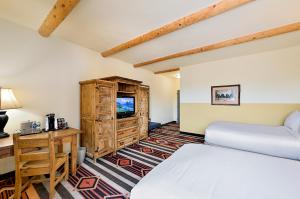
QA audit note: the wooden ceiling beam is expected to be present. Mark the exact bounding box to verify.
[101,0,254,57]
[38,0,80,37]
[134,22,300,67]
[154,68,180,74]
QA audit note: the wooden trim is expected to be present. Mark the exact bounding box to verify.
[101,76,143,84]
[180,131,205,137]
[162,121,177,126]
[38,0,80,37]
[134,22,300,67]
[101,0,254,57]
[154,68,180,74]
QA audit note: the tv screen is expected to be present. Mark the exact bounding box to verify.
[117,97,135,118]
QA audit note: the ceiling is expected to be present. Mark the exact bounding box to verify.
[0,0,300,73]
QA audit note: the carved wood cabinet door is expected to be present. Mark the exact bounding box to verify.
[94,80,116,154]
[139,86,149,139]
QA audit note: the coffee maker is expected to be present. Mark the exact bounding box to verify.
[45,113,57,131]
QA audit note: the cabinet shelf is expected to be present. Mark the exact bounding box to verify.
[117,116,137,121]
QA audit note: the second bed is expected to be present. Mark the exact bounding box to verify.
[205,121,300,160]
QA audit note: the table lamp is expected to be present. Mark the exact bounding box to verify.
[0,88,22,138]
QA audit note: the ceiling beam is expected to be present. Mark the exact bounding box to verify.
[154,68,180,74]
[38,0,80,37]
[101,0,254,57]
[134,22,300,67]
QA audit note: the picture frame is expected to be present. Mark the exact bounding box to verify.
[211,84,240,106]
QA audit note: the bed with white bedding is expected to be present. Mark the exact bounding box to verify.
[205,121,300,160]
[130,144,300,199]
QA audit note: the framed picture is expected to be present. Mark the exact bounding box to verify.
[211,84,240,106]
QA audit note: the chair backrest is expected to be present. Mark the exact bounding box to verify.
[13,132,55,171]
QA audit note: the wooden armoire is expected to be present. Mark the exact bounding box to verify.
[80,76,149,160]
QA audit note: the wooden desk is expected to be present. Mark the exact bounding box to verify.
[0,128,81,175]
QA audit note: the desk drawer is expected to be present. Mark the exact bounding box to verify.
[0,146,13,159]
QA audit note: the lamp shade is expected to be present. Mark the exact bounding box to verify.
[0,88,22,110]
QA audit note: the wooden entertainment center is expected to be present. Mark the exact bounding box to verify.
[80,76,149,160]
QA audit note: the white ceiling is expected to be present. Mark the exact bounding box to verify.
[0,0,300,73]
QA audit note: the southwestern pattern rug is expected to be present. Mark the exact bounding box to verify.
[0,122,204,199]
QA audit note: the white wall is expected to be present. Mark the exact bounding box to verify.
[172,78,180,122]
[181,45,300,104]
[0,19,177,173]
[180,45,300,133]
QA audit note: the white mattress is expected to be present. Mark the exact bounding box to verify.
[205,121,300,160]
[130,144,300,199]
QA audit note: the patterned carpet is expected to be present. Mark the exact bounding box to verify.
[0,173,14,199]
[0,122,204,199]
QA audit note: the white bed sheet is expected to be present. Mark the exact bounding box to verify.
[130,144,300,199]
[205,121,300,160]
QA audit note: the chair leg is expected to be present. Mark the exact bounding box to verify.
[65,155,69,181]
[14,173,22,199]
[49,171,55,199]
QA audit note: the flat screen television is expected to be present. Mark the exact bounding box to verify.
[117,96,135,118]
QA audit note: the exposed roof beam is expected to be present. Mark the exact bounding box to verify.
[38,0,80,37]
[154,68,180,74]
[134,22,300,67]
[101,0,254,57]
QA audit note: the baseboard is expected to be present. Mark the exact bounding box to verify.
[180,131,205,137]
[162,121,177,126]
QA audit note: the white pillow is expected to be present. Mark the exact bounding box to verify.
[284,111,300,133]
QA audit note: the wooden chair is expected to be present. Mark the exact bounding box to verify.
[13,132,69,199]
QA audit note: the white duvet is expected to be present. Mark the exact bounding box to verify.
[130,144,300,199]
[205,121,300,160]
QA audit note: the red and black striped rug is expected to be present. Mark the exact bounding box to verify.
[1,123,204,199]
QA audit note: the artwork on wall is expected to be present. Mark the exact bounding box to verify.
[211,84,240,106]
